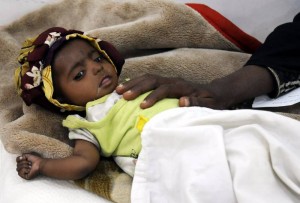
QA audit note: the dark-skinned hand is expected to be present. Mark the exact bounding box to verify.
[116,74,232,109]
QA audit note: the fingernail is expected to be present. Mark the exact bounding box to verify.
[117,83,123,88]
[125,90,132,95]
[181,97,189,106]
[184,98,190,106]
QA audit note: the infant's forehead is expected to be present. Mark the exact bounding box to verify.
[59,38,95,51]
[53,38,99,59]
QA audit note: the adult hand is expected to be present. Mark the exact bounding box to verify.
[16,153,43,180]
[116,74,231,109]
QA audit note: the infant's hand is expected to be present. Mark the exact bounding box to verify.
[16,153,42,180]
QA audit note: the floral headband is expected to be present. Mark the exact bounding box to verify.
[15,27,124,113]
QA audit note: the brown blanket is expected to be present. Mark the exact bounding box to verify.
[0,0,299,202]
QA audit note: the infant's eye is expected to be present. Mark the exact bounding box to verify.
[74,71,85,81]
[94,55,104,63]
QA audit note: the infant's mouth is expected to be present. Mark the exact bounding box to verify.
[99,75,112,87]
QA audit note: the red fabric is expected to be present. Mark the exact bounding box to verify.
[186,3,261,53]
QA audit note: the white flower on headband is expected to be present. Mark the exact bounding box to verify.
[25,66,42,90]
[44,32,61,47]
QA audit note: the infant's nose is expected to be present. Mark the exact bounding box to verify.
[91,63,103,75]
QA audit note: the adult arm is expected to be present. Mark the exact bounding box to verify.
[16,139,100,180]
[245,12,300,97]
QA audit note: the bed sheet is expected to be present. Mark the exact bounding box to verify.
[0,141,111,203]
[177,0,300,41]
[132,107,300,203]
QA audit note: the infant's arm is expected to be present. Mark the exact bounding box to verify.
[16,139,100,180]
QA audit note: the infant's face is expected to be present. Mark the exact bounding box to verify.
[52,39,118,106]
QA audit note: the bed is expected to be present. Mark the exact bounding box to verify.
[1,0,300,202]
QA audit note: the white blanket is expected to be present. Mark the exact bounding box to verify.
[132,107,300,203]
